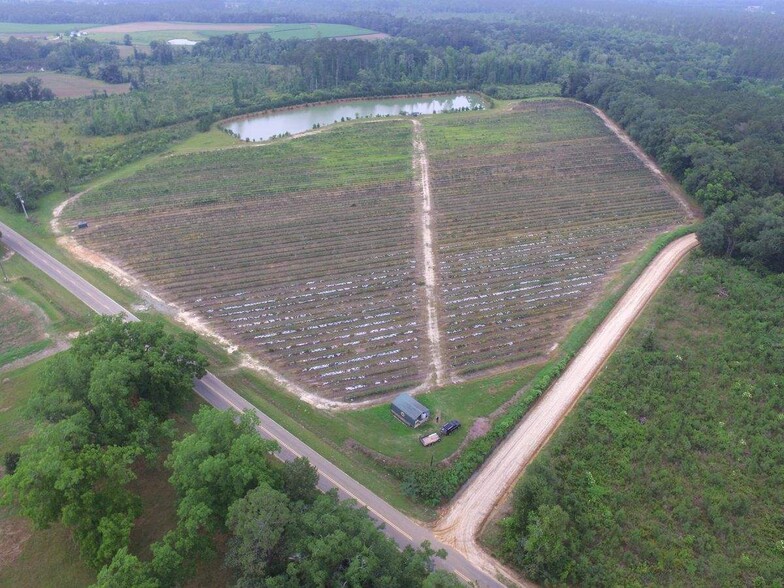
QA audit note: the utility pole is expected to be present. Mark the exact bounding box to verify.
[16,192,29,221]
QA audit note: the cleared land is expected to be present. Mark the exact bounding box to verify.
[65,102,689,402]
[436,234,698,584]
[424,101,688,376]
[0,22,95,39]
[0,72,129,98]
[65,122,430,401]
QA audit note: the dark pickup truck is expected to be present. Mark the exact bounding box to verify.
[440,419,461,436]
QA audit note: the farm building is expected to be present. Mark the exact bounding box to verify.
[391,393,430,428]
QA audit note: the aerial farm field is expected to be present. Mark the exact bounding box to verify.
[66,121,429,400]
[424,101,688,375]
[64,101,690,402]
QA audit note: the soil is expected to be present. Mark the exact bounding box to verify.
[0,517,32,571]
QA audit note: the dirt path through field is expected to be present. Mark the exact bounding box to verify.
[435,234,698,586]
[412,119,446,387]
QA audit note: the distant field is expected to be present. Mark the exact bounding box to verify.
[80,22,383,44]
[66,101,688,401]
[423,101,687,375]
[0,72,129,98]
[0,22,95,37]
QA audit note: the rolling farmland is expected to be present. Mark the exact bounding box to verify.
[66,122,429,400]
[423,101,688,375]
[65,100,689,401]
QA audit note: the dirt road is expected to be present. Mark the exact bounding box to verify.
[435,233,698,584]
[412,119,446,387]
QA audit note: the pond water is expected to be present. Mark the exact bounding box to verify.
[223,94,485,141]
[167,38,198,46]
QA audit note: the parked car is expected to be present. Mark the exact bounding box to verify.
[420,432,441,447]
[440,419,461,436]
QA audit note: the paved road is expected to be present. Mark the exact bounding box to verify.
[0,220,504,587]
[436,234,699,581]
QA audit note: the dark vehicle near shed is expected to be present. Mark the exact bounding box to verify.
[440,420,461,436]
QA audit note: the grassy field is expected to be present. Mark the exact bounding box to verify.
[0,22,95,37]
[81,22,380,44]
[491,254,784,586]
[0,72,129,99]
[0,252,95,368]
[0,292,48,367]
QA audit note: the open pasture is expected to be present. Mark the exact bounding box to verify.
[66,121,428,400]
[423,101,688,375]
[0,22,95,39]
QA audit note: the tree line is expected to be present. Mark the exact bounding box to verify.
[0,76,54,104]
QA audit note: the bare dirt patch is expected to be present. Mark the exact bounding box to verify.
[0,517,32,571]
[412,119,446,387]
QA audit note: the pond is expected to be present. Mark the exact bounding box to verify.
[223,93,486,141]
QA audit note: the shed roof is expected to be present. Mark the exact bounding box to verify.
[391,393,429,418]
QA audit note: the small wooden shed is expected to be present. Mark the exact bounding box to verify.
[391,393,430,428]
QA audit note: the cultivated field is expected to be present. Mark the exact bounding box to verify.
[65,101,689,401]
[66,122,429,400]
[0,72,129,98]
[423,101,687,375]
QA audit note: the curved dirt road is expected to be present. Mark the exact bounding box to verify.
[436,233,698,584]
